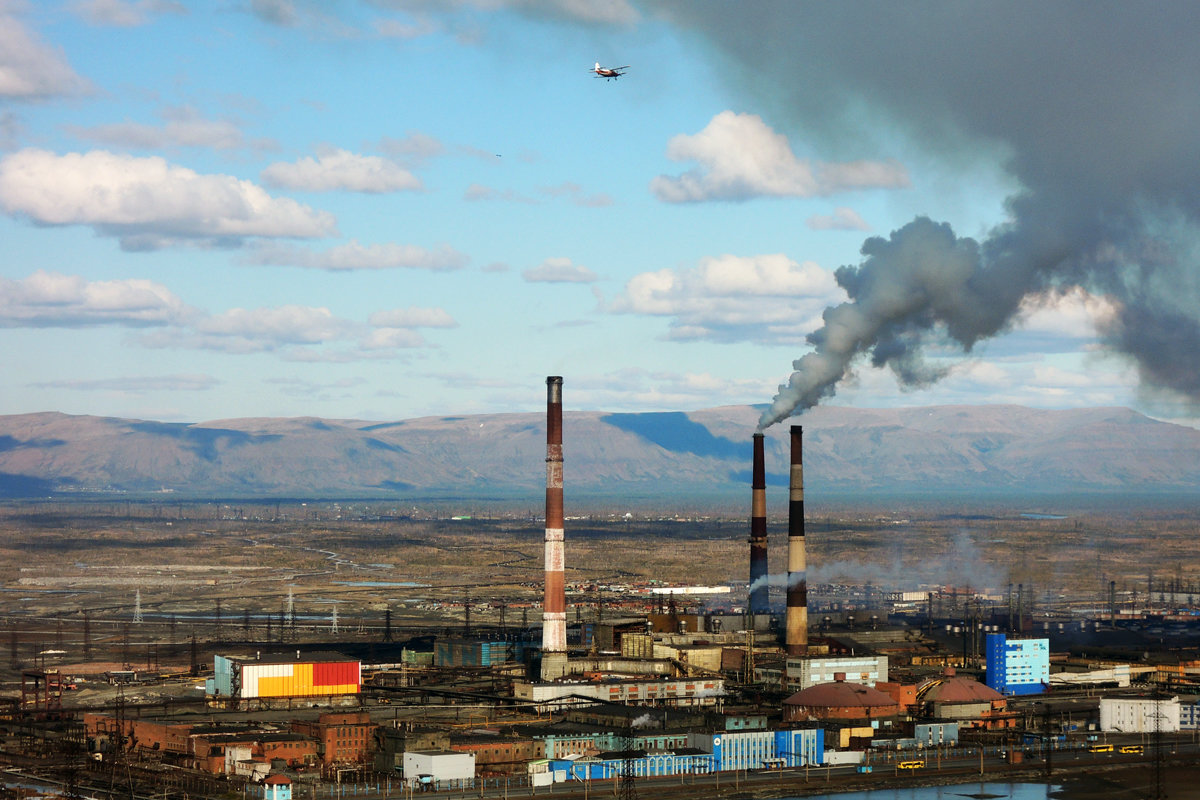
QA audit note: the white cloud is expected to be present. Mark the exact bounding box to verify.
[611,253,844,343]
[0,5,90,99]
[33,374,217,393]
[359,328,428,350]
[71,0,186,26]
[1017,286,1118,338]
[807,207,870,231]
[571,367,775,412]
[193,305,352,348]
[376,131,445,163]
[651,111,910,203]
[539,181,613,207]
[368,306,458,328]
[0,270,192,327]
[0,148,336,248]
[247,240,468,271]
[68,106,268,151]
[464,182,535,203]
[260,149,422,193]
[522,257,597,283]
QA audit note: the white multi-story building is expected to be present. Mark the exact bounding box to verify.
[1099,696,1181,733]
[784,655,888,693]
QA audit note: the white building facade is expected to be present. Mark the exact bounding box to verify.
[1099,696,1181,733]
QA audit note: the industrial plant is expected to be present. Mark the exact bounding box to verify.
[2,377,1200,800]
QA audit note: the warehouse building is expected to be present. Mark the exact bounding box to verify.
[207,651,360,706]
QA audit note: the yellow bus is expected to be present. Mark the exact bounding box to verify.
[1087,744,1113,753]
[897,760,926,770]
[1119,745,1143,755]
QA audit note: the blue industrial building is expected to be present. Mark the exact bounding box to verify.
[985,633,1049,696]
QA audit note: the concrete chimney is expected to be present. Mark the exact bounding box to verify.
[748,432,768,616]
[785,425,808,656]
[540,376,568,681]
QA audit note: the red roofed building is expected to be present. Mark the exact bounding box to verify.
[783,674,901,723]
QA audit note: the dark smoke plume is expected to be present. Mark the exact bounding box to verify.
[653,1,1200,428]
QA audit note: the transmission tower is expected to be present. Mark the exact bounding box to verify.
[285,587,295,626]
[618,720,639,800]
[331,604,339,635]
[133,590,142,624]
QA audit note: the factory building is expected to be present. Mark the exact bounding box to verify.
[435,639,521,668]
[783,677,901,725]
[985,633,1049,696]
[290,711,374,768]
[920,672,1016,729]
[784,655,888,693]
[513,677,724,710]
[402,751,475,790]
[1099,695,1182,733]
[208,652,360,704]
[551,750,714,781]
[687,729,823,769]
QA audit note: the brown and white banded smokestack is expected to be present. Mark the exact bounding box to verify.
[748,432,768,616]
[541,376,567,680]
[785,424,808,656]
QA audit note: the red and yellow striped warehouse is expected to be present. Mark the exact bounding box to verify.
[209,651,360,700]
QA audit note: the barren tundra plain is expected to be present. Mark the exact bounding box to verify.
[1,498,1198,682]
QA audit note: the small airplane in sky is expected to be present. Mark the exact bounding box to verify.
[591,62,630,80]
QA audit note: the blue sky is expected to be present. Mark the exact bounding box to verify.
[2,1,1197,428]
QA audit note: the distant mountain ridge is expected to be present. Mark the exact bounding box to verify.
[1,405,1198,501]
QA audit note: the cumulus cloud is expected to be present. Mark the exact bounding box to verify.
[522,257,597,283]
[260,149,422,193]
[71,0,186,26]
[539,181,613,207]
[0,148,336,249]
[1018,287,1119,339]
[246,240,468,271]
[0,5,90,99]
[376,131,445,164]
[67,106,270,152]
[368,306,457,328]
[611,253,844,344]
[651,112,909,203]
[464,183,535,203]
[0,270,192,327]
[807,207,870,231]
[136,304,357,354]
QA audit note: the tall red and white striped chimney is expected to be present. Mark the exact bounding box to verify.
[748,433,768,616]
[540,376,568,680]
[785,424,808,656]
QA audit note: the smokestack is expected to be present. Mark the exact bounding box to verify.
[540,376,568,681]
[748,433,768,616]
[785,425,808,656]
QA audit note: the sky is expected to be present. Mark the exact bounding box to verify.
[2,0,1199,428]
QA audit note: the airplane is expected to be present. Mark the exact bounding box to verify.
[590,62,630,80]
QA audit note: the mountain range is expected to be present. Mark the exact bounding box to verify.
[1,405,1198,503]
